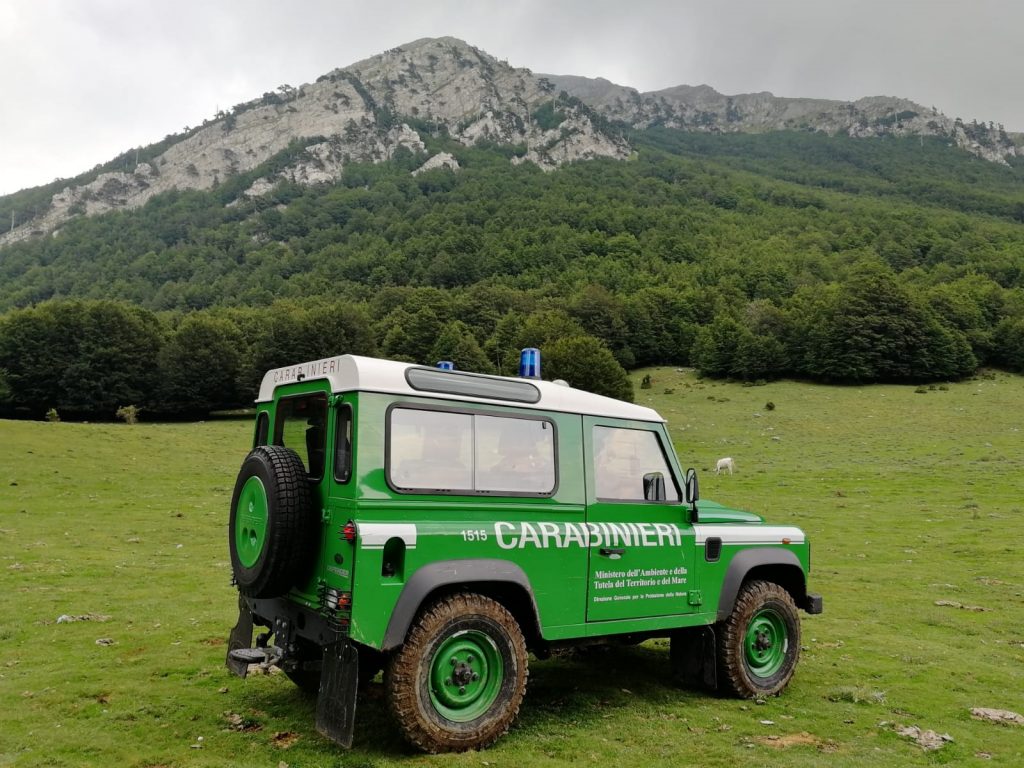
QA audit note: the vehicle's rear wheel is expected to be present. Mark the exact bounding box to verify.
[228,445,315,598]
[385,593,528,753]
[717,580,800,698]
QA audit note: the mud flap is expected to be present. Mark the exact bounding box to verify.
[226,594,255,678]
[670,626,718,691]
[315,640,359,748]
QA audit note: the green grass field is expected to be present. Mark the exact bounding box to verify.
[2,369,1022,767]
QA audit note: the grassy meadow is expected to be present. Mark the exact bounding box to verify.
[1,369,1023,767]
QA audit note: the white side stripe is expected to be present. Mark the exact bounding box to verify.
[692,525,805,546]
[357,523,418,549]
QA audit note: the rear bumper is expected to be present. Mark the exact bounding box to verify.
[803,593,824,615]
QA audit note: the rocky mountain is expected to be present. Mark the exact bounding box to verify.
[2,36,1016,246]
[544,74,1017,165]
[1,38,626,247]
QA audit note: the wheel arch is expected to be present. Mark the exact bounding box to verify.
[716,549,806,622]
[381,559,542,651]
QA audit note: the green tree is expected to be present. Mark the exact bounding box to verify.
[0,367,11,405]
[430,320,495,373]
[157,314,246,414]
[0,300,162,415]
[806,265,967,382]
[691,316,743,378]
[992,317,1024,372]
[731,332,787,381]
[542,335,634,402]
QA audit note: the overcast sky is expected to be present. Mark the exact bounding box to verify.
[1,0,1020,196]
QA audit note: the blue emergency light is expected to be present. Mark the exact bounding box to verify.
[436,360,455,371]
[518,347,541,379]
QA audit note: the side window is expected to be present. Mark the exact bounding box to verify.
[253,412,269,448]
[388,407,556,495]
[593,426,681,503]
[390,409,473,491]
[475,415,555,493]
[334,405,353,483]
[274,393,328,479]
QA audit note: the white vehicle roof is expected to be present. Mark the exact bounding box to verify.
[257,354,663,423]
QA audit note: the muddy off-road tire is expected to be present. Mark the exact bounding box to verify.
[228,445,316,599]
[385,593,528,753]
[717,580,800,698]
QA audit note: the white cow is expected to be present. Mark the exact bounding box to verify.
[715,457,735,475]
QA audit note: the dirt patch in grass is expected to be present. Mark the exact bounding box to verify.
[757,732,823,749]
[271,731,300,749]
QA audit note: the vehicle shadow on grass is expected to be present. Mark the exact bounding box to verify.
[517,642,695,730]
[244,641,693,758]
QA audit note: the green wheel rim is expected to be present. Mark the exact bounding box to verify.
[744,607,788,678]
[235,476,269,568]
[428,630,504,722]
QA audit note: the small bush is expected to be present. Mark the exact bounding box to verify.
[765,401,776,411]
[45,408,60,423]
[640,374,652,390]
[663,388,675,395]
[116,405,140,425]
[914,387,928,394]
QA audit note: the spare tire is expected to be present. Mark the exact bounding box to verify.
[229,445,316,598]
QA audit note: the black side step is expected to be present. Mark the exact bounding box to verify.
[227,642,284,678]
[228,647,282,665]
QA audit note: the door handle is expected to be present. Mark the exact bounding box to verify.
[599,547,625,558]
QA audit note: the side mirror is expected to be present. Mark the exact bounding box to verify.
[684,468,699,520]
[643,472,667,502]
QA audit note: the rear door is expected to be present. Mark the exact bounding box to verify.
[583,419,697,622]
[271,385,332,603]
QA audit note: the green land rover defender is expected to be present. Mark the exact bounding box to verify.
[226,351,823,752]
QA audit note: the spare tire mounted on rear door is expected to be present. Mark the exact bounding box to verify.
[229,445,316,599]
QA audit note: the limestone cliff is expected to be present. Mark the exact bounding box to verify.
[1,37,627,246]
[544,75,1018,165]
[2,36,1014,245]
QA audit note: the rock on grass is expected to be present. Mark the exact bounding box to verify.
[971,708,1024,725]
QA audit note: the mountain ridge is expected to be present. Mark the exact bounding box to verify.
[1,36,1017,245]
[543,72,1016,164]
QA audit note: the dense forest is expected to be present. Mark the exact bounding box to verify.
[2,127,1024,417]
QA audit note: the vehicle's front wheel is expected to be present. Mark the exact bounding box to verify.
[717,580,800,698]
[385,593,528,753]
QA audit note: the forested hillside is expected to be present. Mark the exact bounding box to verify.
[2,128,1024,417]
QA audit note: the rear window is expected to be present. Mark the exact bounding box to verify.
[334,405,353,483]
[388,406,556,495]
[253,412,269,448]
[274,393,328,479]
